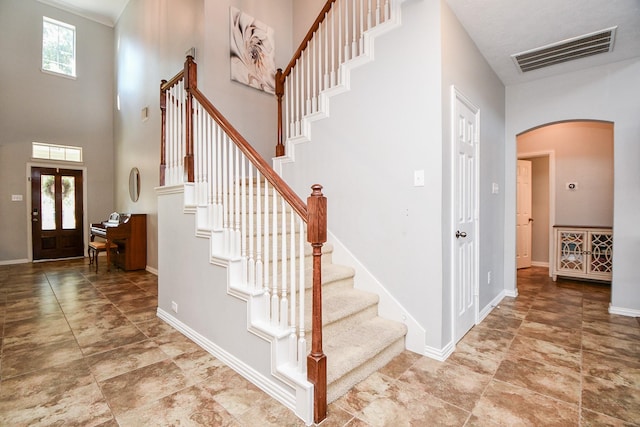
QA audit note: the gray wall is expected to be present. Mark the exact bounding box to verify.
[518,121,614,227]
[505,58,640,313]
[280,0,506,351]
[0,0,114,263]
[441,0,506,337]
[114,0,206,272]
[201,0,293,162]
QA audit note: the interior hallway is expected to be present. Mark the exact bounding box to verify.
[1,260,638,426]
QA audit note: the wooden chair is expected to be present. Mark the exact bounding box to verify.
[88,241,118,272]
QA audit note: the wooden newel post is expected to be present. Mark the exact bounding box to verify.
[160,79,167,186]
[307,184,327,424]
[275,68,285,157]
[183,55,196,183]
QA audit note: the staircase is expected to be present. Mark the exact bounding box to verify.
[156,0,409,424]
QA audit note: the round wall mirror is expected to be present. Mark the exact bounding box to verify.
[129,167,140,202]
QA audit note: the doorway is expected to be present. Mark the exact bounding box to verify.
[516,120,613,279]
[31,167,85,260]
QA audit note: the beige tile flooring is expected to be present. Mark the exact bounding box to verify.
[1,260,639,426]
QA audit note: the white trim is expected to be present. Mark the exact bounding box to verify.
[517,150,556,278]
[608,304,640,317]
[328,230,426,354]
[478,290,505,323]
[424,340,455,362]
[531,261,549,268]
[157,308,311,424]
[26,162,88,263]
[0,259,29,266]
[450,86,480,344]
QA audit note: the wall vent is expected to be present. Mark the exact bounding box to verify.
[512,27,617,73]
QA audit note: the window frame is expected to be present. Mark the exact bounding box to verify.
[32,142,83,163]
[42,16,77,79]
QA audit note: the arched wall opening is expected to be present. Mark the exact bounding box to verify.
[516,120,614,280]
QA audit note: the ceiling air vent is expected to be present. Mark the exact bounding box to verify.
[512,27,617,73]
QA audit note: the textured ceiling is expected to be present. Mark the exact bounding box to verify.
[40,0,640,85]
[445,0,640,85]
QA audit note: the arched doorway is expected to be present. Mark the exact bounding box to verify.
[516,120,614,278]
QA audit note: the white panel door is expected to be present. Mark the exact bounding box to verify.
[452,88,479,343]
[516,160,532,269]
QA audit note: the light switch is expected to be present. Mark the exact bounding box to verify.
[414,170,425,187]
[11,194,23,201]
[492,183,499,194]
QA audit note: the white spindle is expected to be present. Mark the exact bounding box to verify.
[359,0,364,54]
[264,180,271,319]
[343,0,350,61]
[289,208,297,363]
[222,135,229,253]
[312,32,317,112]
[298,217,306,373]
[338,1,343,66]
[234,145,241,259]
[352,0,357,57]
[280,200,288,330]
[241,154,247,284]
[248,166,255,287]
[367,0,372,30]
[376,0,381,25]
[256,171,263,290]
[271,187,278,326]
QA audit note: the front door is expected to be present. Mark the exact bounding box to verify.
[516,159,532,269]
[31,167,84,260]
[452,87,479,343]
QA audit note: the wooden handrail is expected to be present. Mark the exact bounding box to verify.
[190,86,308,221]
[275,0,337,157]
[160,56,326,423]
[282,0,337,78]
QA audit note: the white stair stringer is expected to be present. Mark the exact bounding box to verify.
[273,0,407,176]
[159,183,408,425]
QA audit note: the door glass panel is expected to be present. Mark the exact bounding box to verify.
[62,176,76,229]
[41,174,56,230]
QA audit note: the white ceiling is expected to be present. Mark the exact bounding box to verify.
[37,0,129,27]
[40,0,640,85]
[446,0,640,85]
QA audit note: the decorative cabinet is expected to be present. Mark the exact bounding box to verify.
[553,226,612,282]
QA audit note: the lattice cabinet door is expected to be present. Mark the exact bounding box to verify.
[556,230,587,276]
[553,227,613,282]
[587,230,613,278]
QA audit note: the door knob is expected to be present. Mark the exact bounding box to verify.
[455,230,467,239]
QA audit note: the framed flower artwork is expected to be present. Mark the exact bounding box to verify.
[229,7,276,94]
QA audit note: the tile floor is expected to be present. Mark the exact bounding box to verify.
[1,260,638,426]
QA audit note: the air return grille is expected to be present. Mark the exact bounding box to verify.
[512,27,617,73]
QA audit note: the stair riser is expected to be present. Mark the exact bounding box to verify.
[305,305,379,354]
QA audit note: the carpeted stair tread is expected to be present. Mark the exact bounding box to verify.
[324,316,407,385]
[305,288,379,331]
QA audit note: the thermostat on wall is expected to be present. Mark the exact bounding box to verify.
[566,182,578,190]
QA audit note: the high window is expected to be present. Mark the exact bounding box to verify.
[42,17,76,78]
[32,142,83,162]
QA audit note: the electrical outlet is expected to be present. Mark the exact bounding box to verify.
[171,301,178,313]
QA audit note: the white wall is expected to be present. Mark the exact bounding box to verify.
[0,0,114,263]
[505,58,640,313]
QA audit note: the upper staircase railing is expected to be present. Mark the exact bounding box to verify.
[275,0,391,156]
[160,57,328,423]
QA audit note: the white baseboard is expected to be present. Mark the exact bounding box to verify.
[327,231,426,355]
[608,304,640,317]
[156,308,300,419]
[424,340,454,362]
[531,261,549,268]
[478,291,506,323]
[0,258,29,266]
